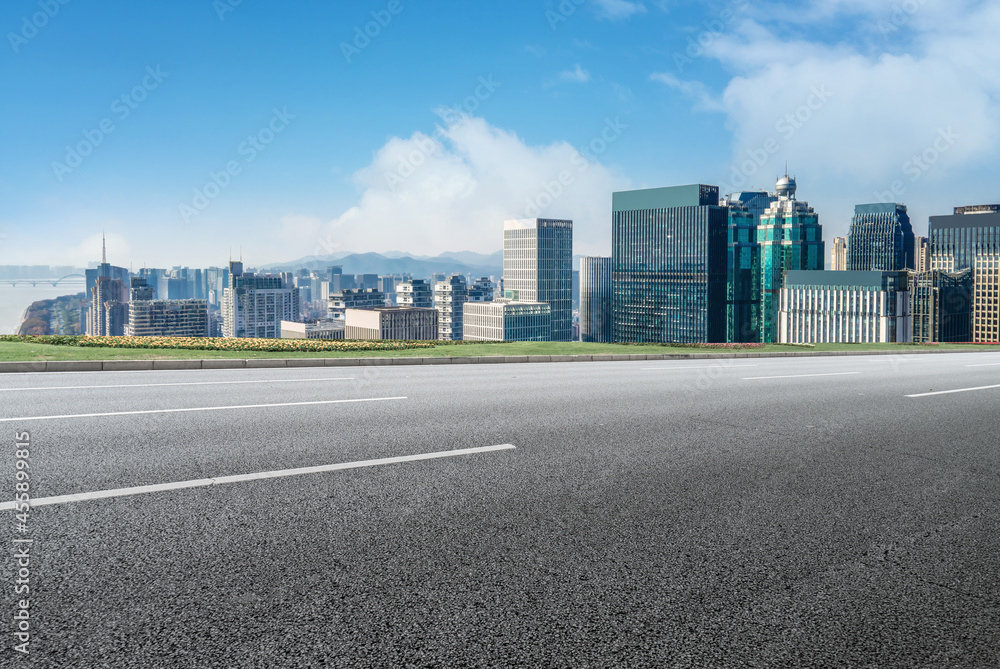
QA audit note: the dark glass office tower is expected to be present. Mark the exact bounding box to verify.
[928,206,1000,272]
[612,184,728,343]
[579,257,612,342]
[847,203,915,271]
[758,175,824,343]
[727,203,760,343]
[909,269,972,343]
[929,205,1000,342]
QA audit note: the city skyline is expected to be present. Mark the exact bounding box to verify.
[3,1,999,268]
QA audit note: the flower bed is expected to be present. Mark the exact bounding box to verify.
[0,335,434,353]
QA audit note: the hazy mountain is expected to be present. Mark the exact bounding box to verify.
[263,252,502,278]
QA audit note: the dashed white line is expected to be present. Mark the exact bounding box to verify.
[907,384,1000,398]
[0,396,407,423]
[643,365,759,371]
[0,444,517,511]
[0,377,354,392]
[743,372,861,380]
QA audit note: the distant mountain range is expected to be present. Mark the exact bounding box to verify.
[263,251,603,281]
[262,251,504,278]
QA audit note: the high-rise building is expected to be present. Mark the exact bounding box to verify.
[726,202,761,343]
[847,203,914,272]
[579,257,612,343]
[832,237,848,271]
[929,205,1000,341]
[130,276,155,301]
[612,184,729,343]
[915,236,931,273]
[434,274,468,341]
[328,288,387,321]
[909,270,972,343]
[127,300,209,337]
[467,277,494,302]
[344,307,438,341]
[973,254,1000,342]
[222,261,300,338]
[463,300,552,342]
[503,218,573,341]
[732,190,778,225]
[355,274,379,290]
[758,174,824,343]
[397,279,434,309]
[780,271,911,344]
[87,236,129,336]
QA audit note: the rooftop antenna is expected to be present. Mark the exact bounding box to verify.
[102,232,107,264]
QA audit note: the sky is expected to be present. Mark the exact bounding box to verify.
[1,0,998,269]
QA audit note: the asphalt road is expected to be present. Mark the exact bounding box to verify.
[1,352,998,668]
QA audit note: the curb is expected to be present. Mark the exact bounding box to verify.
[0,347,987,374]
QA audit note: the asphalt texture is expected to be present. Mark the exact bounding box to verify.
[1,352,998,668]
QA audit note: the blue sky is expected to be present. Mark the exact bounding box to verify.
[1,0,998,268]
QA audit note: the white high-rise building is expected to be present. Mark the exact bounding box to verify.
[503,218,573,341]
[222,261,300,338]
[434,274,468,341]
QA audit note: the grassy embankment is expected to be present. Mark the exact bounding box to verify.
[0,339,997,362]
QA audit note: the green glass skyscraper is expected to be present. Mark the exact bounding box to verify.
[758,175,824,343]
[726,203,760,343]
[612,184,729,343]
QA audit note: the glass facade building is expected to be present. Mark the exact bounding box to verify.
[503,218,573,341]
[726,204,760,343]
[929,207,1000,341]
[612,184,729,343]
[847,203,914,272]
[579,256,612,342]
[758,177,824,343]
[909,269,972,343]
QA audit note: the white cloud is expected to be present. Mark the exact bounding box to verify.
[312,116,630,258]
[560,64,592,83]
[650,72,725,112]
[593,0,647,21]
[685,2,1000,233]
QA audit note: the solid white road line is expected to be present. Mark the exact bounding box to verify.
[0,396,407,423]
[643,365,759,371]
[965,362,1000,367]
[906,384,1000,398]
[0,377,354,392]
[0,444,517,511]
[743,372,861,380]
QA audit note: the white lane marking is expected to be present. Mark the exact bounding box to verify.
[0,444,517,511]
[643,365,759,371]
[907,384,1000,398]
[965,363,1000,367]
[0,397,406,423]
[743,372,862,380]
[0,377,354,392]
